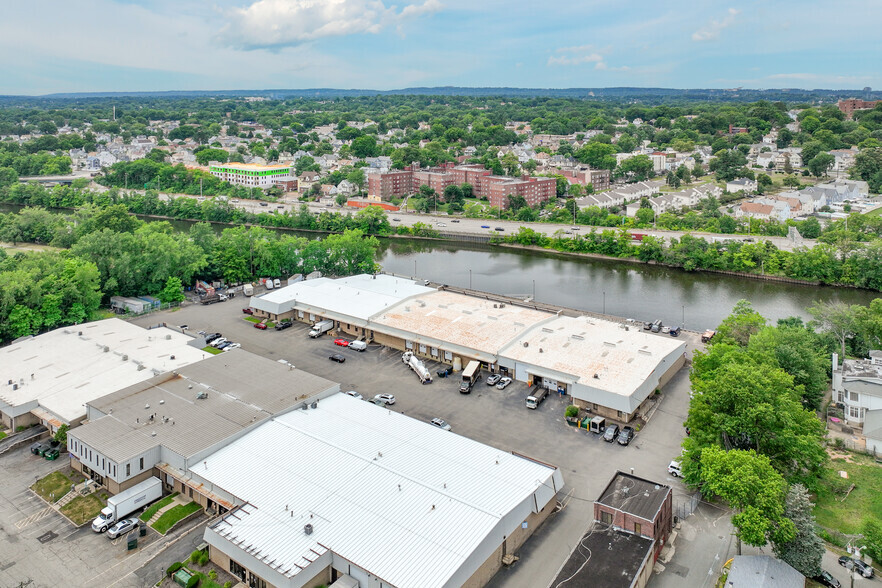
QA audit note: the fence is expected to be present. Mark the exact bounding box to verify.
[675,492,701,522]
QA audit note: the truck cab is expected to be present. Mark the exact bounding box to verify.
[91,508,115,533]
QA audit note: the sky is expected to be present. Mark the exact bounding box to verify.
[1,0,880,95]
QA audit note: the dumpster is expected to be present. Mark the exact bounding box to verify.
[127,536,138,550]
[139,523,146,537]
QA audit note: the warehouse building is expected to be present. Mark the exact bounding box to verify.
[68,351,339,496]
[499,316,686,421]
[191,393,563,588]
[249,274,687,423]
[0,319,208,433]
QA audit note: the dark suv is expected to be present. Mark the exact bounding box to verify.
[275,321,293,331]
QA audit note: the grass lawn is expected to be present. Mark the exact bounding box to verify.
[202,346,223,355]
[0,431,6,440]
[61,493,108,526]
[152,501,201,535]
[244,316,260,324]
[32,471,72,503]
[814,453,882,535]
[139,492,178,522]
[863,206,882,217]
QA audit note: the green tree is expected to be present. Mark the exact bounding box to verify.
[351,135,379,158]
[507,194,528,212]
[195,148,230,166]
[808,300,857,360]
[346,168,366,196]
[773,484,824,577]
[863,518,882,565]
[617,155,654,181]
[353,205,391,234]
[807,153,834,177]
[54,424,69,445]
[715,300,767,346]
[157,276,186,304]
[574,142,617,170]
[698,446,794,554]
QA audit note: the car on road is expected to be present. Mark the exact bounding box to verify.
[44,448,60,460]
[669,326,681,337]
[839,556,874,578]
[603,424,620,442]
[106,518,139,539]
[275,321,293,330]
[495,377,512,390]
[254,322,267,330]
[231,199,239,203]
[572,227,580,231]
[392,217,401,222]
[481,225,490,229]
[259,201,268,207]
[329,354,346,363]
[345,390,363,400]
[222,343,241,352]
[617,426,635,446]
[812,570,841,588]
[486,374,502,386]
[373,394,396,405]
[668,460,683,477]
[451,219,460,223]
[430,418,451,431]
[437,222,447,227]
[334,338,350,347]
[494,227,505,231]
[242,308,254,315]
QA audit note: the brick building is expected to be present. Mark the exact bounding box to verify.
[366,169,412,199]
[594,471,673,561]
[482,175,558,209]
[838,99,880,119]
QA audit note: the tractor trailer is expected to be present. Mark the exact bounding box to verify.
[91,477,162,533]
[402,351,432,384]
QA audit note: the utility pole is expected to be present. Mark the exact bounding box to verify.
[124,173,127,191]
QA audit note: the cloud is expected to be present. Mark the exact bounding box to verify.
[555,44,597,54]
[595,62,630,72]
[547,52,603,66]
[219,0,441,50]
[692,8,739,42]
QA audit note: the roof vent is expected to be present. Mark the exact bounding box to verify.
[159,399,165,405]
[304,524,313,535]
[165,334,172,340]
[539,348,543,353]
[78,331,83,336]
[122,354,128,361]
[151,431,156,437]
[103,346,110,352]
[593,373,599,379]
[145,403,150,409]
[170,355,175,360]
[196,391,208,400]
[188,385,192,389]
[493,304,498,308]
[12,383,18,390]
[311,402,318,409]
[523,341,529,347]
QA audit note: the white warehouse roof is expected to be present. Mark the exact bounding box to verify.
[197,393,562,588]
[0,319,209,425]
[249,274,433,324]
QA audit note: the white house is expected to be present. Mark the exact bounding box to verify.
[832,351,882,424]
[726,178,758,193]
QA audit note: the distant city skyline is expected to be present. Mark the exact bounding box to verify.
[1,0,879,96]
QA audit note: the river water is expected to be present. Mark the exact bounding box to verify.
[2,204,877,331]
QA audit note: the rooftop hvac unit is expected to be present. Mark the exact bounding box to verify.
[122,354,128,361]
[196,391,208,400]
[310,402,318,409]
[165,335,171,340]
[103,346,110,352]
[12,384,18,390]
[159,399,165,405]
[304,524,313,535]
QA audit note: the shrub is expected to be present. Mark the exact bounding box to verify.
[166,562,183,577]
[565,405,579,418]
[223,582,232,588]
[186,574,200,588]
[189,550,202,564]
[208,569,217,581]
[199,551,209,566]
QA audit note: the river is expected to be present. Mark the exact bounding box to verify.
[2,204,878,330]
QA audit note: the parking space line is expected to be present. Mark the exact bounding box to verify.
[15,506,53,530]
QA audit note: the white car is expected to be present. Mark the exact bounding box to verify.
[496,377,513,390]
[668,460,682,477]
[222,343,241,352]
[210,337,228,348]
[430,418,451,431]
[437,222,447,227]
[345,390,363,400]
[106,518,138,539]
[373,394,396,405]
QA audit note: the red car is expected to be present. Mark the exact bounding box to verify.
[242,308,254,315]
[254,322,267,330]
[334,338,350,347]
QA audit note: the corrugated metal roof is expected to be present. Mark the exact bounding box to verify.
[196,393,560,588]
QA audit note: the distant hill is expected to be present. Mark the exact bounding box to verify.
[9,86,882,102]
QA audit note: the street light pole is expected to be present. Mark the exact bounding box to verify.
[602,291,606,315]
[469,269,472,290]
[532,280,535,300]
[682,305,685,329]
[414,260,417,278]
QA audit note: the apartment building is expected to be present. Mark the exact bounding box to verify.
[209,162,293,188]
[838,99,880,119]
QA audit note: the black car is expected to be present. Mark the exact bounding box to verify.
[494,227,505,232]
[603,424,620,442]
[839,556,874,578]
[275,321,293,331]
[812,570,841,588]
[436,367,453,378]
[204,333,222,344]
[669,326,681,337]
[617,426,635,446]
[329,354,346,363]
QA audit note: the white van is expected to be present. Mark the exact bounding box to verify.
[265,279,274,290]
[349,340,367,352]
[273,278,281,288]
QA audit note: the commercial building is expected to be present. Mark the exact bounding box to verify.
[594,472,673,561]
[249,275,686,423]
[209,162,294,189]
[499,316,685,421]
[193,393,563,588]
[0,319,208,432]
[838,99,880,119]
[67,351,339,496]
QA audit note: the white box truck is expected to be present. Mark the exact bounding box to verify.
[309,319,334,338]
[91,477,162,533]
[459,361,480,394]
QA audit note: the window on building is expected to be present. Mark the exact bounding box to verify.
[838,391,844,403]
[850,406,862,419]
[850,390,859,402]
[634,522,642,535]
[113,465,117,477]
[601,511,613,525]
[247,572,267,588]
[126,463,131,477]
[230,560,247,581]
[139,457,144,471]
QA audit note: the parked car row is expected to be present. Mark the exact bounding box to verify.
[204,332,240,352]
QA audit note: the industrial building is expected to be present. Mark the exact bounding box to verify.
[191,393,563,588]
[67,351,339,496]
[249,274,686,422]
[0,319,208,432]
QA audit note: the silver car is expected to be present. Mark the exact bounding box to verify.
[496,377,512,390]
[107,518,139,539]
[430,418,451,431]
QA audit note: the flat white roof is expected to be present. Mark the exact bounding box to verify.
[250,275,433,322]
[372,291,554,358]
[197,393,561,588]
[0,319,209,423]
[500,316,685,397]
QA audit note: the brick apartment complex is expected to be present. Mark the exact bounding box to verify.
[559,167,611,191]
[367,162,557,209]
[594,471,673,561]
[838,99,880,119]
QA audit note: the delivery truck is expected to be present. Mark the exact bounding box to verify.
[92,477,162,533]
[525,386,549,409]
[459,361,480,394]
[308,319,334,338]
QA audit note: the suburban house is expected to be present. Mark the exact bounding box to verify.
[726,178,758,193]
[832,351,882,425]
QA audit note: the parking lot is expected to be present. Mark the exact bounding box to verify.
[130,299,697,588]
